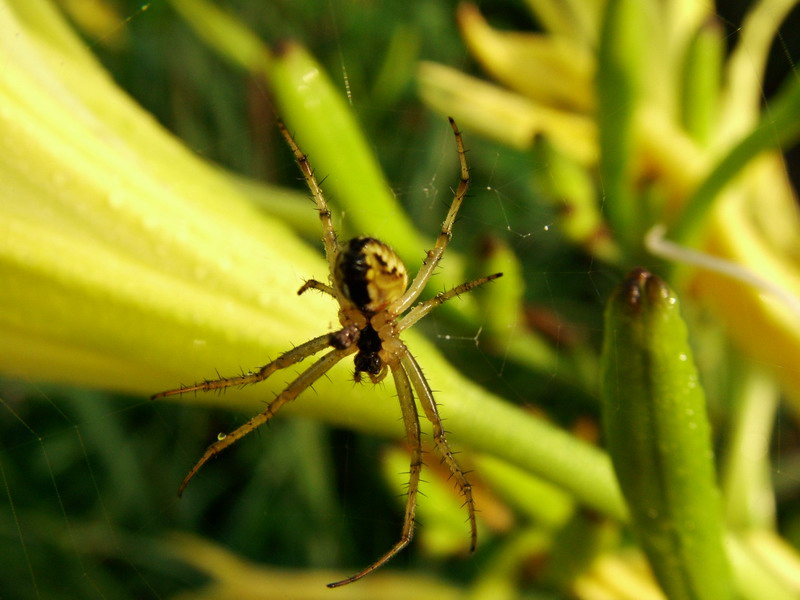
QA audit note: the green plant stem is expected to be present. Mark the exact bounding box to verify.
[596,0,644,258]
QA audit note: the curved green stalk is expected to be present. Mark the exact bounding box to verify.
[670,71,800,245]
[168,0,425,264]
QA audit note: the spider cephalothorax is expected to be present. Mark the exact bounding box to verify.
[152,118,502,587]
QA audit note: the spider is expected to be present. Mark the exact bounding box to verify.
[152,117,502,587]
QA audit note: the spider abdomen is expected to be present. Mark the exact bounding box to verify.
[335,237,408,313]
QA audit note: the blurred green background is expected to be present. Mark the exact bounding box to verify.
[2,1,800,599]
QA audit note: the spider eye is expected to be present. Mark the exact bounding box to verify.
[335,237,408,313]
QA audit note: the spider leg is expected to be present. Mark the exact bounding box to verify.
[178,345,354,496]
[276,119,340,281]
[297,279,336,298]
[398,273,503,332]
[151,334,334,399]
[327,361,422,588]
[391,118,470,315]
[401,349,477,552]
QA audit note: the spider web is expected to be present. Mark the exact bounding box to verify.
[2,1,800,598]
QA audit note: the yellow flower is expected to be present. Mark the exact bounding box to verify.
[420,0,800,406]
[0,0,624,518]
[1,0,322,401]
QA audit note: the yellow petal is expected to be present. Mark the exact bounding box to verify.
[695,195,800,408]
[418,61,596,164]
[458,3,594,113]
